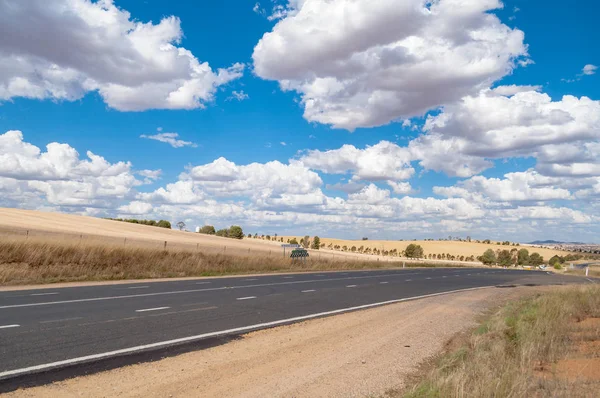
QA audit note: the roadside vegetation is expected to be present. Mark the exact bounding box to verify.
[397,285,600,398]
[0,240,460,285]
[197,224,245,239]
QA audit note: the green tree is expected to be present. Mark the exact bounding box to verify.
[198,225,216,235]
[157,220,171,229]
[311,236,321,250]
[529,252,544,266]
[481,249,497,265]
[289,238,298,245]
[549,255,564,267]
[497,250,512,266]
[405,244,424,258]
[215,229,228,237]
[517,249,530,265]
[228,225,244,239]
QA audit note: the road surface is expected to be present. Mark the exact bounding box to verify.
[0,267,590,385]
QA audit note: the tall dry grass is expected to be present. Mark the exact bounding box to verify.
[0,240,452,285]
[400,285,600,398]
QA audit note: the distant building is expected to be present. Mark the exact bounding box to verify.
[195,226,200,233]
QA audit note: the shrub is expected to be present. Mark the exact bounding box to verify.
[311,236,321,250]
[198,225,216,235]
[481,249,497,265]
[228,226,244,240]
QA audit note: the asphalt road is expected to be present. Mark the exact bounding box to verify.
[0,267,591,383]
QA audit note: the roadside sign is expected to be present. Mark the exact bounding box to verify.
[281,244,300,248]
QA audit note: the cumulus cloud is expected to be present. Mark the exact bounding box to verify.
[227,90,249,101]
[140,132,197,148]
[0,0,243,110]
[299,141,414,181]
[253,0,529,130]
[0,130,140,208]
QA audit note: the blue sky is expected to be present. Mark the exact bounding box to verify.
[0,0,598,242]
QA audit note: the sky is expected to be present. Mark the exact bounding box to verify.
[0,0,598,242]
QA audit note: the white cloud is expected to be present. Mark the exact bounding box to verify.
[137,169,162,180]
[118,201,153,215]
[280,142,287,146]
[0,130,140,208]
[491,85,542,96]
[140,132,197,148]
[0,0,243,110]
[253,0,529,130]
[583,64,598,76]
[387,181,413,195]
[299,141,414,181]
[434,171,572,203]
[227,90,249,101]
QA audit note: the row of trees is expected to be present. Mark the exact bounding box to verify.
[479,248,545,266]
[197,225,244,240]
[106,218,171,229]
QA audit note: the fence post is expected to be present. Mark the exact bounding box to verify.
[164,241,167,249]
[26,230,29,240]
[586,267,589,277]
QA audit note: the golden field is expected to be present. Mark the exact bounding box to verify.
[279,236,574,261]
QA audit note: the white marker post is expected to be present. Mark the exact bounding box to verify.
[586,267,589,277]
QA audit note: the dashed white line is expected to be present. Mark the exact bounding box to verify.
[442,276,447,278]
[301,290,316,293]
[244,279,258,281]
[127,286,149,289]
[346,285,357,288]
[30,292,58,296]
[405,279,412,282]
[426,277,432,280]
[40,317,82,324]
[0,324,20,329]
[0,286,494,381]
[236,296,256,301]
[283,276,294,279]
[379,282,389,284]
[195,282,211,285]
[135,307,170,313]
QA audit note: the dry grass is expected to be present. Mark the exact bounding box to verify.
[397,285,600,398]
[0,239,457,286]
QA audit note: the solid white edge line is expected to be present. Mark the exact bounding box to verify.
[236,296,256,300]
[0,324,20,329]
[135,307,170,313]
[127,286,150,290]
[0,286,492,380]
[346,285,357,288]
[30,292,58,296]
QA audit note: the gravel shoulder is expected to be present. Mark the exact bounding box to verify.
[6,286,547,398]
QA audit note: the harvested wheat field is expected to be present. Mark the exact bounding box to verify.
[280,236,573,262]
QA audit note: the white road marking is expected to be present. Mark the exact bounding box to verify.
[195,282,211,285]
[244,278,258,281]
[586,278,596,284]
[301,290,316,293]
[127,286,149,290]
[283,276,294,279]
[442,276,447,278]
[236,296,256,301]
[426,277,432,280]
[0,272,428,309]
[30,292,58,296]
[405,279,412,281]
[135,307,170,313]
[0,286,493,381]
[40,317,83,324]
[379,282,389,284]
[346,285,357,288]
[0,324,20,329]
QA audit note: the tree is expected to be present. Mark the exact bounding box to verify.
[405,244,424,258]
[215,229,228,237]
[549,255,564,267]
[517,249,530,265]
[176,221,186,231]
[466,236,471,242]
[157,220,171,229]
[311,236,321,250]
[198,225,216,235]
[529,252,544,266]
[302,235,310,249]
[289,238,298,245]
[362,237,369,240]
[497,250,512,267]
[228,225,244,240]
[481,249,497,265]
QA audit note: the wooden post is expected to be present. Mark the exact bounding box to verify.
[26,230,29,240]
[164,241,167,249]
